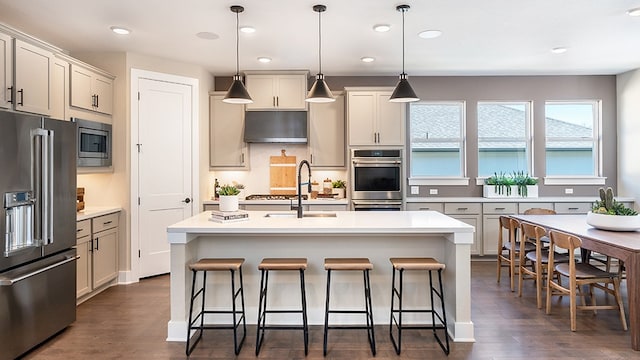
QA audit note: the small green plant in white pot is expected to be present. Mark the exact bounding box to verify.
[332,180,346,199]
[218,184,240,212]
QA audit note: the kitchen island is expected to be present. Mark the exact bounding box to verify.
[166,210,475,343]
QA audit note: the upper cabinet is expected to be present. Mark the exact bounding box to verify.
[347,89,405,146]
[70,63,114,115]
[50,57,68,120]
[309,92,345,167]
[209,92,248,169]
[14,39,53,116]
[245,72,307,110]
[0,32,12,110]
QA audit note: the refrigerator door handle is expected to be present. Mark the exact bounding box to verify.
[31,127,54,245]
[0,255,78,286]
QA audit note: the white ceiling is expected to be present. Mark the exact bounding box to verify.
[1,0,639,77]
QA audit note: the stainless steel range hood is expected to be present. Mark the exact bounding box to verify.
[243,111,308,143]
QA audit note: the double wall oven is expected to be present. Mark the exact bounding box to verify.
[350,149,403,211]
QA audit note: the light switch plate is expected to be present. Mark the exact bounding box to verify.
[429,188,438,195]
[410,186,419,195]
[565,188,574,194]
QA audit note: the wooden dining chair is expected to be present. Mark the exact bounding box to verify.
[546,230,628,332]
[518,222,568,309]
[497,216,534,292]
[523,208,556,215]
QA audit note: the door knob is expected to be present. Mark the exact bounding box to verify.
[182,198,191,204]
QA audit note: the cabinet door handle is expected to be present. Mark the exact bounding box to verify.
[90,239,94,252]
[17,88,24,106]
[310,154,313,164]
[495,207,505,210]
[276,96,279,107]
[77,228,83,232]
[95,238,99,251]
[568,207,579,210]
[419,207,431,210]
[95,94,99,108]
[241,153,245,164]
[273,96,276,107]
[457,207,468,211]
[7,86,13,103]
[103,220,112,225]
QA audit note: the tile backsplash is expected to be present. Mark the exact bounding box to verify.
[209,143,347,199]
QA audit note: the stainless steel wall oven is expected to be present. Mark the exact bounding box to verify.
[350,149,403,211]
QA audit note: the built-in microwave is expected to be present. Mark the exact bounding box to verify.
[73,118,112,167]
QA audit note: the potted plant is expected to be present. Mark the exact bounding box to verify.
[218,184,240,212]
[483,171,538,198]
[233,181,246,200]
[332,180,346,199]
[587,187,640,231]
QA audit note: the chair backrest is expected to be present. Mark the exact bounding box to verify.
[498,216,519,250]
[524,208,557,215]
[548,229,581,266]
[520,222,546,243]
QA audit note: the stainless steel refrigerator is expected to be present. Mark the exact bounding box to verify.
[0,110,77,360]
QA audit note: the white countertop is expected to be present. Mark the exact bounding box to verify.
[167,210,474,242]
[203,198,349,205]
[77,206,122,221]
[406,196,635,203]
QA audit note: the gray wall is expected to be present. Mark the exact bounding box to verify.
[216,75,617,198]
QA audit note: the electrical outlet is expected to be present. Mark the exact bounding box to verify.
[410,186,419,195]
[429,188,438,195]
[565,188,574,194]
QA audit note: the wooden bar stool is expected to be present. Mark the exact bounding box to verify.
[389,257,450,355]
[185,258,246,356]
[323,258,376,357]
[255,258,309,356]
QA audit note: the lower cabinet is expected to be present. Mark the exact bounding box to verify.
[76,211,119,301]
[481,203,517,255]
[445,203,482,255]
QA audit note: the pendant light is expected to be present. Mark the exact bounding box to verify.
[223,5,253,104]
[306,4,335,103]
[389,4,419,103]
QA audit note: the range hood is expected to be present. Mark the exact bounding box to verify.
[243,111,308,144]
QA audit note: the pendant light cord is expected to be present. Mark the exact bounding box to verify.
[401,7,406,75]
[235,10,240,76]
[318,9,322,74]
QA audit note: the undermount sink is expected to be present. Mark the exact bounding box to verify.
[264,212,337,218]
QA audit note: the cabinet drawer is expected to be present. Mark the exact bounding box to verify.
[405,203,444,213]
[92,212,119,233]
[76,219,91,239]
[482,203,517,214]
[554,202,592,214]
[445,203,482,215]
[518,202,554,214]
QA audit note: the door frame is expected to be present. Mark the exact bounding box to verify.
[130,68,199,282]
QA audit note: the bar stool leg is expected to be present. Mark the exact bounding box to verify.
[186,270,207,356]
[323,269,332,357]
[238,266,247,348]
[300,269,309,355]
[389,268,403,354]
[430,269,450,355]
[364,269,376,355]
[230,268,246,355]
[255,269,269,355]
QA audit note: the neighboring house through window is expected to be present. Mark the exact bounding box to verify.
[545,101,600,177]
[477,102,532,176]
[409,102,465,177]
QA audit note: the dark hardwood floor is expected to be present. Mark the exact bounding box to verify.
[22,261,635,359]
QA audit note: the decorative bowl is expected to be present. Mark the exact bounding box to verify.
[586,211,640,231]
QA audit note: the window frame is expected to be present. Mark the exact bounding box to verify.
[476,101,534,180]
[542,100,604,185]
[407,101,469,186]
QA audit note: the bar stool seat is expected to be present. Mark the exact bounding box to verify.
[389,257,450,355]
[323,257,376,356]
[255,258,309,356]
[185,258,246,356]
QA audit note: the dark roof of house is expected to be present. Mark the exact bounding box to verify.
[410,103,593,149]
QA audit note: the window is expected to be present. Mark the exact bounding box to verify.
[409,102,465,177]
[477,102,531,176]
[545,101,600,177]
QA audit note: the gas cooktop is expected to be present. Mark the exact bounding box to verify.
[245,194,308,200]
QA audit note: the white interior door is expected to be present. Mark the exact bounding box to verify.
[136,77,193,278]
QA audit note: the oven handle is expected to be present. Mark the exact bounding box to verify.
[352,201,403,209]
[352,159,401,165]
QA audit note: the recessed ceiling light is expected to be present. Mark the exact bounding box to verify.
[110,26,131,35]
[257,57,271,63]
[360,57,375,63]
[240,26,256,33]
[627,7,640,16]
[373,24,391,32]
[418,30,442,39]
[551,47,568,54]
[196,31,219,40]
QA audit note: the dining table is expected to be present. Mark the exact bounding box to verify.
[511,214,640,351]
